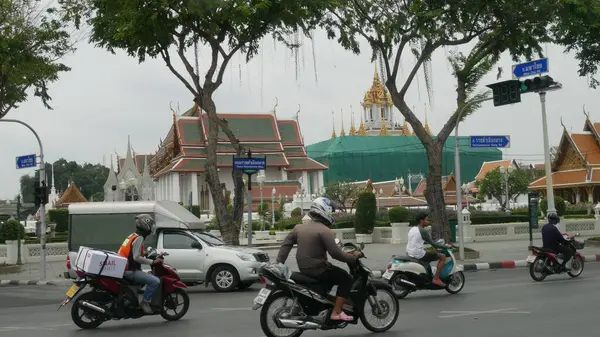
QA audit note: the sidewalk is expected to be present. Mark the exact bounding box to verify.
[1,238,599,285]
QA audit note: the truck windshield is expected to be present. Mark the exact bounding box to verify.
[192,231,224,247]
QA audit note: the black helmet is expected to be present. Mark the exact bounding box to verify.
[547,213,559,224]
[135,214,155,237]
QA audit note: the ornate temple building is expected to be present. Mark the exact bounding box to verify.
[330,65,433,138]
[55,179,88,209]
[529,114,600,204]
[147,105,327,213]
[103,137,155,201]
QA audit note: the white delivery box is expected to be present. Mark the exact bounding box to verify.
[74,246,127,279]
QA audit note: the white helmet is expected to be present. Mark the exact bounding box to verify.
[309,197,338,227]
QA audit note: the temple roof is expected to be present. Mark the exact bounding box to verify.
[361,65,393,107]
[56,181,88,206]
[474,159,513,181]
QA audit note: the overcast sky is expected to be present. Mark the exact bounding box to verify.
[1,30,598,199]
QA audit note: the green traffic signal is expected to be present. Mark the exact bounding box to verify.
[519,75,554,93]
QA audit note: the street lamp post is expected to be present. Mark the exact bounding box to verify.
[271,187,276,226]
[16,196,22,265]
[499,166,514,211]
[395,177,405,206]
[257,170,266,230]
[461,183,470,209]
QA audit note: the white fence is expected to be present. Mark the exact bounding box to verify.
[3,211,600,265]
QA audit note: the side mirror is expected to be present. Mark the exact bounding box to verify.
[146,247,154,254]
[334,238,342,247]
[191,241,203,250]
[359,242,365,250]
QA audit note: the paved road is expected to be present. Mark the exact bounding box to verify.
[0,263,599,336]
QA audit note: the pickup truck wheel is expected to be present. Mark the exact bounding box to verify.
[211,265,239,292]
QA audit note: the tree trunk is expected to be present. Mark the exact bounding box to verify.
[423,143,451,241]
[196,94,242,245]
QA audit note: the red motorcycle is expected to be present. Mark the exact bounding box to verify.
[527,233,585,281]
[58,247,190,329]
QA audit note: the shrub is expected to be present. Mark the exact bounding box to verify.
[291,207,302,218]
[354,191,377,234]
[275,218,302,231]
[48,209,69,232]
[540,196,566,216]
[0,220,26,243]
[375,210,389,221]
[388,207,409,223]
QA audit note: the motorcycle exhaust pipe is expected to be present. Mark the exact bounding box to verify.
[80,301,106,314]
[399,279,416,287]
[277,319,320,330]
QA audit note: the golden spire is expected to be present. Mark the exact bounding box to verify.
[340,109,346,137]
[358,111,367,136]
[349,105,357,135]
[401,120,411,135]
[379,120,389,136]
[331,111,337,139]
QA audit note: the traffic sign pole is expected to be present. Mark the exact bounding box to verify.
[0,119,47,279]
[539,91,558,224]
[454,96,493,261]
[233,150,267,247]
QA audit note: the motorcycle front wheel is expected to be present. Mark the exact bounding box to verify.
[529,257,547,281]
[259,291,304,337]
[567,255,584,278]
[360,287,399,333]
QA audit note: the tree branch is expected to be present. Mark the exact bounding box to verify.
[397,41,434,98]
[159,49,199,97]
[176,32,202,92]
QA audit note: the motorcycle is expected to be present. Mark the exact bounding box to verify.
[58,247,190,329]
[382,239,466,299]
[252,240,399,337]
[527,233,585,281]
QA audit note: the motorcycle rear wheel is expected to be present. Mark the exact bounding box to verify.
[529,257,547,282]
[71,291,110,329]
[390,274,412,299]
[259,291,304,337]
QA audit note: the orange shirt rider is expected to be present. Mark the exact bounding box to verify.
[118,233,152,271]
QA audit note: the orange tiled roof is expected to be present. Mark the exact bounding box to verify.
[529,169,589,189]
[56,182,88,205]
[474,160,511,181]
[570,133,600,165]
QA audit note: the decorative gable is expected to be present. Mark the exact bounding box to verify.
[554,130,586,171]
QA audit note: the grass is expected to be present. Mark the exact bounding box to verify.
[588,237,600,241]
[425,246,476,254]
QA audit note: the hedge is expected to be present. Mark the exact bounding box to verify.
[354,191,377,234]
[388,207,409,223]
[0,220,26,243]
[48,209,69,232]
[540,196,567,216]
[291,207,302,218]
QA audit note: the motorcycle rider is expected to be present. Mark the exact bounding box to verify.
[117,214,163,314]
[406,212,451,287]
[276,197,362,322]
[541,213,573,271]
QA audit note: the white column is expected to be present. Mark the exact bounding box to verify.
[171,173,181,202]
[191,173,199,205]
[318,171,324,193]
[302,171,309,193]
[281,168,288,181]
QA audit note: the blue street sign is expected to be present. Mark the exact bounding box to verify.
[470,136,511,148]
[16,154,37,169]
[233,157,267,170]
[512,58,549,79]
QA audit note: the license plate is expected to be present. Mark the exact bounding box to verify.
[66,284,80,298]
[382,270,394,280]
[525,255,536,263]
[253,288,271,305]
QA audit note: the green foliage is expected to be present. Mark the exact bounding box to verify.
[0,0,74,119]
[0,220,26,242]
[48,209,69,232]
[258,202,270,222]
[323,181,360,211]
[20,158,110,204]
[275,218,302,231]
[477,168,532,211]
[354,191,376,234]
[291,207,302,218]
[540,196,566,217]
[388,207,409,223]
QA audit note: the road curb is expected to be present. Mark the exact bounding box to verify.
[373,254,600,278]
[0,279,70,286]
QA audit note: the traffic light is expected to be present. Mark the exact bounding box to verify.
[34,181,48,208]
[486,80,522,107]
[520,75,556,94]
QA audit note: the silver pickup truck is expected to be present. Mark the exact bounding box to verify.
[65,201,269,292]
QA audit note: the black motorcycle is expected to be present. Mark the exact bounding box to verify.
[252,240,399,337]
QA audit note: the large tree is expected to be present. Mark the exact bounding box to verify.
[476,168,531,211]
[323,180,360,212]
[20,158,109,203]
[322,0,565,240]
[61,0,333,244]
[0,0,74,119]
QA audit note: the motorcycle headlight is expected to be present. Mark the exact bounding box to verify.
[237,253,257,262]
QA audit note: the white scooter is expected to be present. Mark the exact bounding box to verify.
[381,239,466,298]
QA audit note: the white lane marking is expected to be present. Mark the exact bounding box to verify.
[212,307,253,311]
[439,308,530,318]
